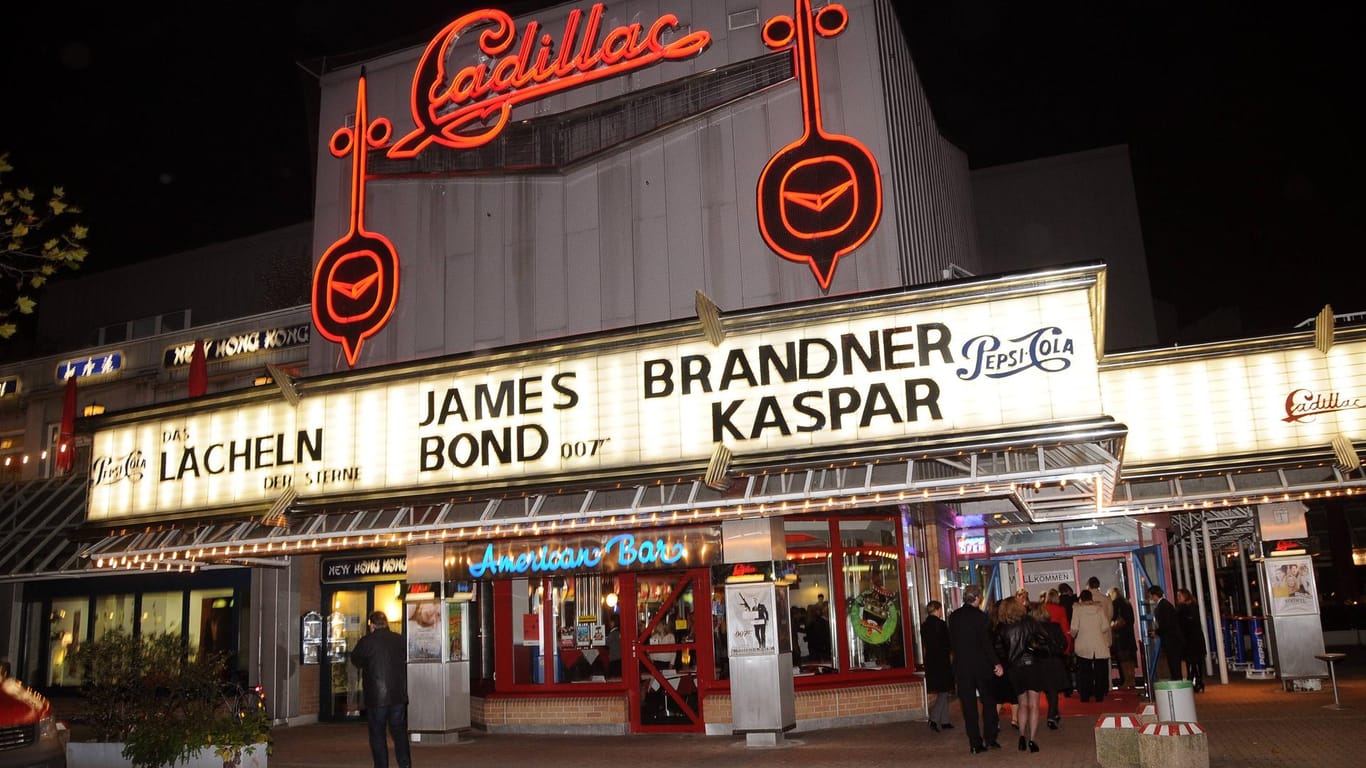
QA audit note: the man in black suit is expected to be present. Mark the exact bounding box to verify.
[949,585,1004,754]
[1147,585,1185,680]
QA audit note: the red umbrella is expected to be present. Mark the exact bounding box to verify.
[56,376,77,472]
[188,338,208,397]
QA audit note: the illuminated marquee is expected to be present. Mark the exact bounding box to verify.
[757,0,881,291]
[1101,339,1366,469]
[88,280,1103,523]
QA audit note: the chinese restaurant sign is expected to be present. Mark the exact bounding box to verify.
[164,325,310,368]
[445,524,723,580]
[87,280,1104,523]
[57,353,122,382]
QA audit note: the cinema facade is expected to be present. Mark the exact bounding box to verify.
[23,0,1365,738]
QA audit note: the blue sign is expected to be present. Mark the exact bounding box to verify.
[0,377,18,397]
[56,352,123,382]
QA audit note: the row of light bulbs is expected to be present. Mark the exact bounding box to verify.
[88,478,1363,573]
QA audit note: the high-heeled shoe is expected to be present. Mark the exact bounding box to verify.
[1029,741,1040,753]
[1018,736,1027,751]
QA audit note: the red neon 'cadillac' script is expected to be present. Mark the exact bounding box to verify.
[388,3,711,158]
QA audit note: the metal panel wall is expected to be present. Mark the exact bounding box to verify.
[309,0,979,374]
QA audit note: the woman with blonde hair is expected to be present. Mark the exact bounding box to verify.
[993,599,1051,752]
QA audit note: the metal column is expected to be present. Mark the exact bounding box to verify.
[1191,521,1213,677]
[1202,516,1230,685]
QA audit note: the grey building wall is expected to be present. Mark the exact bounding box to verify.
[309,0,976,373]
[972,145,1157,352]
[34,223,311,355]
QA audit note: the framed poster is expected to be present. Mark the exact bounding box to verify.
[447,601,466,662]
[406,600,443,661]
[1268,556,1318,617]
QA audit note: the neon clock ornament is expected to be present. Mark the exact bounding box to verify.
[312,74,400,367]
[756,0,882,292]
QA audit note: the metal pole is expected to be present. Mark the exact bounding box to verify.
[1191,522,1213,678]
[1237,540,1253,616]
[1174,526,1187,590]
[1202,516,1229,685]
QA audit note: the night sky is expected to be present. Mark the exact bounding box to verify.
[2,1,1361,345]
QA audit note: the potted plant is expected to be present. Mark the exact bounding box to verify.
[67,630,271,768]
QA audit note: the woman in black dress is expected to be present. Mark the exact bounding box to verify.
[1175,588,1206,692]
[1108,588,1137,689]
[920,600,954,731]
[993,598,1046,752]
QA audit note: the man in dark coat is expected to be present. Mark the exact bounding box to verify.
[919,600,954,732]
[351,611,412,768]
[1147,585,1184,681]
[949,585,1004,754]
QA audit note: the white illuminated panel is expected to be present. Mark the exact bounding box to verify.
[1102,341,1366,468]
[87,286,1103,522]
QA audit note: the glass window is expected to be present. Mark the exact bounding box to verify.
[47,597,87,686]
[839,520,906,671]
[989,524,1064,553]
[1063,517,1140,547]
[159,310,188,333]
[554,574,616,682]
[93,594,135,639]
[189,588,234,663]
[131,316,157,339]
[139,592,184,637]
[786,520,834,672]
[511,578,548,684]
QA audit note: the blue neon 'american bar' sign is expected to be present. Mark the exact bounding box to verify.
[446,524,723,580]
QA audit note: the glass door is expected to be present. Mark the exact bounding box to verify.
[322,589,368,720]
[631,570,707,732]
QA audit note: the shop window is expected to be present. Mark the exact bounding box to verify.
[839,520,906,671]
[785,520,834,673]
[189,588,235,664]
[140,592,184,637]
[46,597,87,686]
[511,578,548,684]
[553,575,617,682]
[93,594,135,639]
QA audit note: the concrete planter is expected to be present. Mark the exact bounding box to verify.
[67,741,268,768]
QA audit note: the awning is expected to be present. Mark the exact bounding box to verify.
[10,418,1361,579]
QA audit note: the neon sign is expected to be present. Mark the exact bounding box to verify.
[312,74,400,367]
[757,0,882,291]
[446,525,723,580]
[387,3,712,157]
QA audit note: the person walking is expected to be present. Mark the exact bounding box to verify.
[1176,588,1207,692]
[1031,603,1068,731]
[949,585,1004,754]
[993,598,1049,753]
[920,600,954,732]
[1108,588,1137,689]
[351,611,412,768]
[1071,590,1112,703]
[1147,585,1185,680]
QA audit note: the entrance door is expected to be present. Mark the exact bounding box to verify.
[630,570,707,732]
[321,588,369,720]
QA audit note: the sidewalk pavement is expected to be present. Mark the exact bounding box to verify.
[270,649,1366,768]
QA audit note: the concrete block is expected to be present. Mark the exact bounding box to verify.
[1094,714,1141,768]
[1137,722,1208,768]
